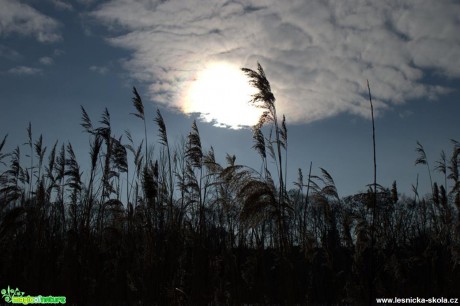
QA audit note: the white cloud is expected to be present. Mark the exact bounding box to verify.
[8,66,42,75]
[0,0,61,42]
[39,56,54,65]
[91,0,460,127]
[90,65,109,74]
[52,0,73,11]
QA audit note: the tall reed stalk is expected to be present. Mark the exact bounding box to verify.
[367,79,377,305]
[242,63,289,252]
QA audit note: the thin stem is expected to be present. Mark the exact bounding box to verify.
[367,79,377,305]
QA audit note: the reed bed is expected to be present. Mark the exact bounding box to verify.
[0,64,459,304]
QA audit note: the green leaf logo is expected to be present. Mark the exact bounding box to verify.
[1,286,24,303]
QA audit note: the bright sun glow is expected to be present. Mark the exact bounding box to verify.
[184,62,262,129]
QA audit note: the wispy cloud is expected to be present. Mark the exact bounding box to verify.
[77,0,96,5]
[89,65,109,75]
[53,49,65,56]
[8,66,42,75]
[51,0,73,11]
[0,44,21,60]
[0,0,61,42]
[91,0,460,127]
[39,56,54,65]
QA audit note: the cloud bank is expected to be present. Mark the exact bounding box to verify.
[91,0,460,127]
[0,0,61,42]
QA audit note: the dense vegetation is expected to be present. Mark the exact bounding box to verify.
[1,64,459,304]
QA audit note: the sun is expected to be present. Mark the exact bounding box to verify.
[183,62,263,129]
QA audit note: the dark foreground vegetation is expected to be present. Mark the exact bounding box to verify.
[1,64,459,304]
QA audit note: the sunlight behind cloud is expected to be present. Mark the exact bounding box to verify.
[183,62,262,129]
[92,0,460,126]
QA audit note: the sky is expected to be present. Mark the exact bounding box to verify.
[0,0,459,198]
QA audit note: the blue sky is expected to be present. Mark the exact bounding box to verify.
[0,0,459,197]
